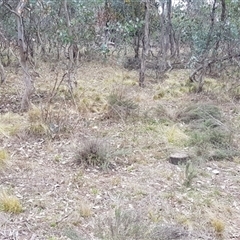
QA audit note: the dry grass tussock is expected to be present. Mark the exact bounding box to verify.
[0,112,27,138]
[75,138,110,169]
[106,88,139,120]
[0,190,22,214]
[0,149,9,167]
[0,61,240,239]
[177,102,238,160]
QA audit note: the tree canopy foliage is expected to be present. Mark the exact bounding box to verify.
[1,0,240,107]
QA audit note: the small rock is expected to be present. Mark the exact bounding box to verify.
[212,169,220,175]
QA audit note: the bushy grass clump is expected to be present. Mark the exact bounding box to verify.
[97,208,188,240]
[166,125,189,146]
[178,103,237,160]
[28,105,42,123]
[75,139,109,168]
[177,103,222,126]
[27,106,50,137]
[97,208,149,240]
[143,104,173,125]
[28,122,49,136]
[0,190,23,214]
[107,90,138,120]
[0,149,9,167]
[211,218,225,234]
[79,201,92,218]
[0,112,26,137]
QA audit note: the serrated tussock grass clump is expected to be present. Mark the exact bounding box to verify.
[187,125,233,157]
[166,125,189,146]
[97,208,188,240]
[177,103,222,126]
[150,224,188,240]
[188,127,232,149]
[97,208,149,240]
[0,112,26,137]
[27,106,50,136]
[183,161,197,187]
[143,104,173,124]
[28,105,42,123]
[178,103,236,160]
[0,190,23,214]
[229,84,240,100]
[0,149,9,167]
[76,91,107,114]
[79,201,92,218]
[75,139,109,168]
[28,122,49,136]
[64,228,82,240]
[107,90,138,120]
[211,218,225,234]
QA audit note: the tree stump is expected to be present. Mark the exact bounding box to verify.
[169,153,189,165]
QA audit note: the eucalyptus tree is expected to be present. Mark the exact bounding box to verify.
[0,0,107,110]
[2,0,34,110]
[1,0,240,100]
[167,0,240,91]
[139,0,150,87]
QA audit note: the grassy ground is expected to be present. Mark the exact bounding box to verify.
[0,60,240,240]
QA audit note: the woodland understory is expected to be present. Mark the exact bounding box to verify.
[1,0,240,240]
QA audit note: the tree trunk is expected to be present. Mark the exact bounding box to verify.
[133,33,140,59]
[215,0,226,51]
[0,60,6,84]
[157,2,168,74]
[139,0,149,87]
[63,0,76,91]
[203,0,217,55]
[167,0,174,56]
[16,0,34,111]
